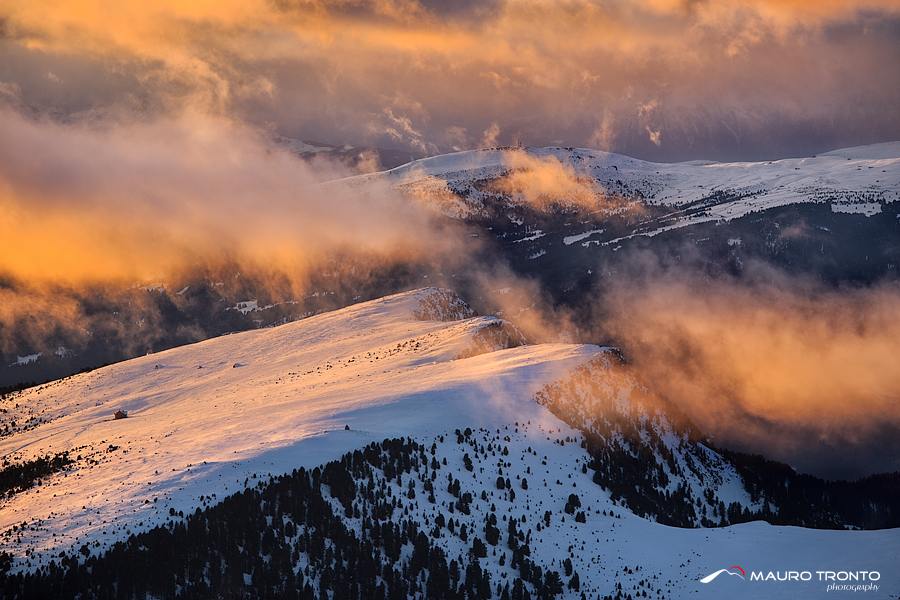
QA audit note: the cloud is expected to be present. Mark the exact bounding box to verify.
[590,110,617,152]
[0,0,897,159]
[488,152,604,210]
[0,106,452,284]
[0,102,482,375]
[600,254,900,478]
[0,79,19,99]
[375,108,435,154]
[480,122,500,148]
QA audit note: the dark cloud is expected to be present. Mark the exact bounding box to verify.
[1,0,898,159]
[0,43,155,113]
[416,0,505,22]
[269,0,505,23]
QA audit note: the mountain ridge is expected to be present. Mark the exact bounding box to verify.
[1,288,897,597]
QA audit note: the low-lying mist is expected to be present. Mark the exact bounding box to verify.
[593,250,900,480]
[0,107,462,285]
[0,106,479,382]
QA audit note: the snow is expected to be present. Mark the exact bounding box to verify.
[231,299,259,314]
[264,132,339,156]
[326,422,898,598]
[386,149,509,180]
[1,287,896,597]
[12,353,42,366]
[512,231,546,243]
[831,202,882,216]
[139,283,167,292]
[563,230,604,245]
[820,141,900,160]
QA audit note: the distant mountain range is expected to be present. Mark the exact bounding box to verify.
[338,141,899,294]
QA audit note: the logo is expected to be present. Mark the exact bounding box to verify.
[698,566,881,592]
[700,566,745,583]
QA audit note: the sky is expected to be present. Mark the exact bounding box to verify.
[1,0,899,161]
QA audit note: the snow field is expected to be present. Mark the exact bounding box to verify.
[0,289,594,573]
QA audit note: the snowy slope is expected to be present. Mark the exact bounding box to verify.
[1,288,897,598]
[0,289,585,570]
[313,428,897,599]
[533,356,764,527]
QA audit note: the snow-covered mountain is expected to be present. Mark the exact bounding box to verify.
[338,142,900,242]
[325,142,900,314]
[1,288,896,598]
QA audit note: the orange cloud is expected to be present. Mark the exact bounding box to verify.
[490,152,603,211]
[0,107,451,284]
[603,272,900,475]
